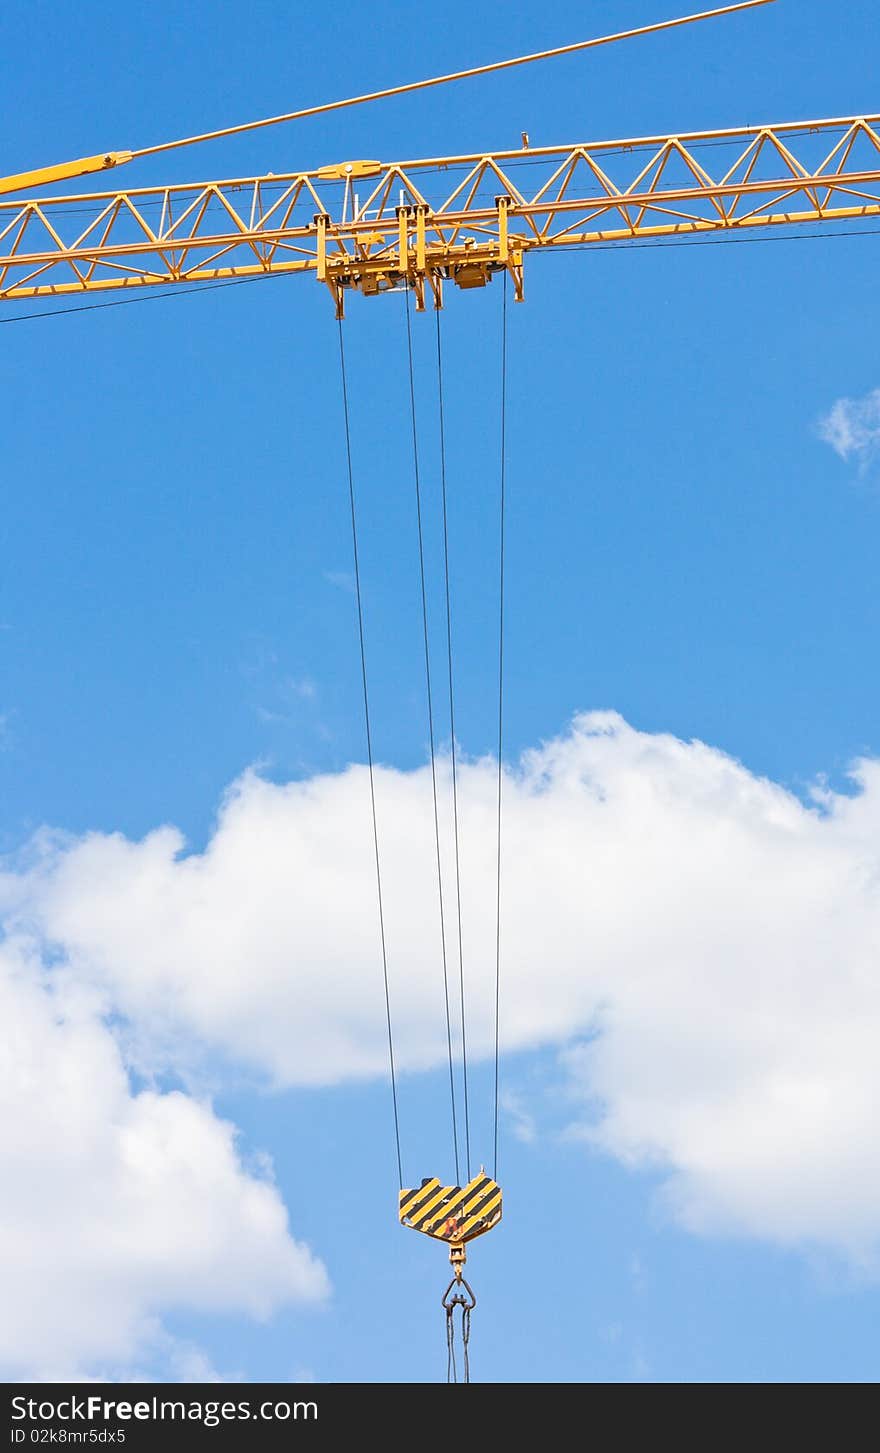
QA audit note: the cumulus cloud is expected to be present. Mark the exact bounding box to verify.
[818,386,880,472]
[5,712,880,1272]
[0,939,327,1379]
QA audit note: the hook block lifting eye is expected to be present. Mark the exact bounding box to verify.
[442,1274,477,1310]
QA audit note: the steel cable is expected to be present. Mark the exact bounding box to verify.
[493,273,508,1181]
[403,284,461,1185]
[435,305,472,1183]
[337,318,403,1188]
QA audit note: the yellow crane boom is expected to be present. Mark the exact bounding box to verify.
[2,113,878,315]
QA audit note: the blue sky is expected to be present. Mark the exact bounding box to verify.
[3,0,880,1383]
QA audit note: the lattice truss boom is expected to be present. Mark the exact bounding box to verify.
[2,114,879,311]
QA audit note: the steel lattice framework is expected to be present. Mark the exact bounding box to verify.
[2,113,879,314]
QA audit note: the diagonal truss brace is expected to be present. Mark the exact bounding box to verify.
[1,114,879,310]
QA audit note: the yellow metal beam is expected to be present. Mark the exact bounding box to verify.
[1,114,878,306]
[0,152,133,199]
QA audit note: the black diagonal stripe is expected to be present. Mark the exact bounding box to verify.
[399,1180,437,1217]
[403,1180,448,1223]
[416,1176,491,1231]
[457,1178,494,1212]
[458,1186,502,1225]
[411,1186,460,1231]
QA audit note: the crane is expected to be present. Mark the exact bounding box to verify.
[4,1,878,322]
[5,0,878,1380]
[2,111,879,317]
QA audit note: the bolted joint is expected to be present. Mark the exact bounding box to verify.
[449,1242,467,1279]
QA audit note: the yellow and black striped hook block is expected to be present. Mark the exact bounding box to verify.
[399,1171,502,1275]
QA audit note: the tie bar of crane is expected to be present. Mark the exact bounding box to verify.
[0,3,775,198]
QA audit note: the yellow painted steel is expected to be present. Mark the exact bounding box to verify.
[0,5,772,199]
[400,1172,503,1250]
[0,152,132,199]
[124,1,774,162]
[1,114,878,312]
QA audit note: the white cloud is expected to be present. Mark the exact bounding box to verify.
[0,939,328,1379]
[818,386,880,472]
[6,712,880,1268]
[501,1089,537,1145]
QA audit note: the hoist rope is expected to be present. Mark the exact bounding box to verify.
[443,1277,476,1383]
[461,1306,472,1384]
[493,273,508,1181]
[446,1308,457,1385]
[337,318,403,1189]
[403,284,462,1185]
[337,277,508,1195]
[445,1303,473,1384]
[435,306,472,1184]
